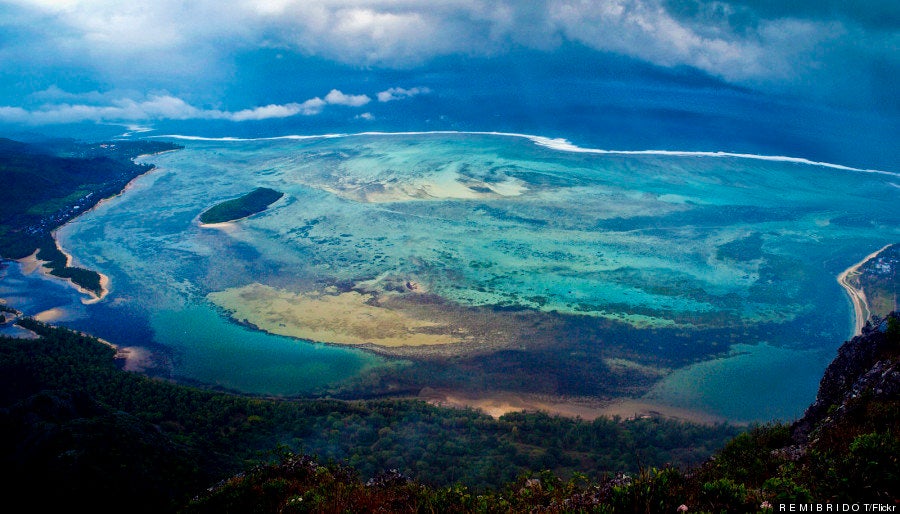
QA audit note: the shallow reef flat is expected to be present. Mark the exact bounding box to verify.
[50,132,900,420]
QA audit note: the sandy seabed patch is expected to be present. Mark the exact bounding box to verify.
[208,283,466,347]
[33,307,69,322]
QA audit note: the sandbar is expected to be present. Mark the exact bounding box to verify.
[16,251,43,275]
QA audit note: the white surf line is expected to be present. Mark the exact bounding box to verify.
[151,130,899,177]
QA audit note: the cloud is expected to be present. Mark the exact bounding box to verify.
[0,1,895,109]
[0,95,205,124]
[377,87,430,102]
[0,88,378,125]
[228,102,307,121]
[323,89,371,107]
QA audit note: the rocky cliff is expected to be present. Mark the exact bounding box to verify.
[791,312,899,449]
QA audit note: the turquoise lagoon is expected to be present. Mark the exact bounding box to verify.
[35,132,900,420]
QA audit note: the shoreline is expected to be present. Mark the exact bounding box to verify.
[16,244,110,305]
[51,233,111,304]
[837,244,891,336]
[8,150,177,306]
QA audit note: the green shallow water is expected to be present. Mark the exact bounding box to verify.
[151,305,383,395]
[50,132,899,420]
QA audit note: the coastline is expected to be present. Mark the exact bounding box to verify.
[16,242,110,305]
[837,244,891,336]
[7,150,177,307]
[82,150,177,216]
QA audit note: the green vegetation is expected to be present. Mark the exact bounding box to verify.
[187,409,900,512]
[0,137,182,294]
[2,314,897,512]
[199,187,284,224]
[1,319,743,512]
[1,136,896,511]
[160,313,900,511]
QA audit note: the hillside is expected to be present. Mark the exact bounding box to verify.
[187,312,900,512]
[0,317,740,513]
[0,313,896,512]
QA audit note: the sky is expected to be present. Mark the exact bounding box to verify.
[0,0,897,169]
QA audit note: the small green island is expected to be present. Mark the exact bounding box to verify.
[199,187,284,224]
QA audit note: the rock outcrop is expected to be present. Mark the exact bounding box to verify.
[791,312,899,448]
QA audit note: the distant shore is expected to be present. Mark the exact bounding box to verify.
[837,244,892,336]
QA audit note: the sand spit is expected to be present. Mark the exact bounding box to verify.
[46,235,110,304]
[14,241,109,305]
[837,244,891,335]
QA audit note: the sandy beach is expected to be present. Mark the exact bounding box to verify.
[837,244,891,335]
[198,220,241,233]
[20,236,111,305]
[41,235,109,305]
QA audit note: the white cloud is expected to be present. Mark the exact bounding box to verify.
[377,86,430,102]
[323,89,371,107]
[1,1,892,106]
[0,88,379,125]
[228,103,305,121]
[0,1,865,83]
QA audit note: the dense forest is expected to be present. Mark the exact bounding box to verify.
[199,187,285,224]
[1,314,897,512]
[0,318,746,512]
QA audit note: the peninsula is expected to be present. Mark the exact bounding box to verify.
[0,137,182,297]
[838,243,899,334]
[199,187,284,224]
